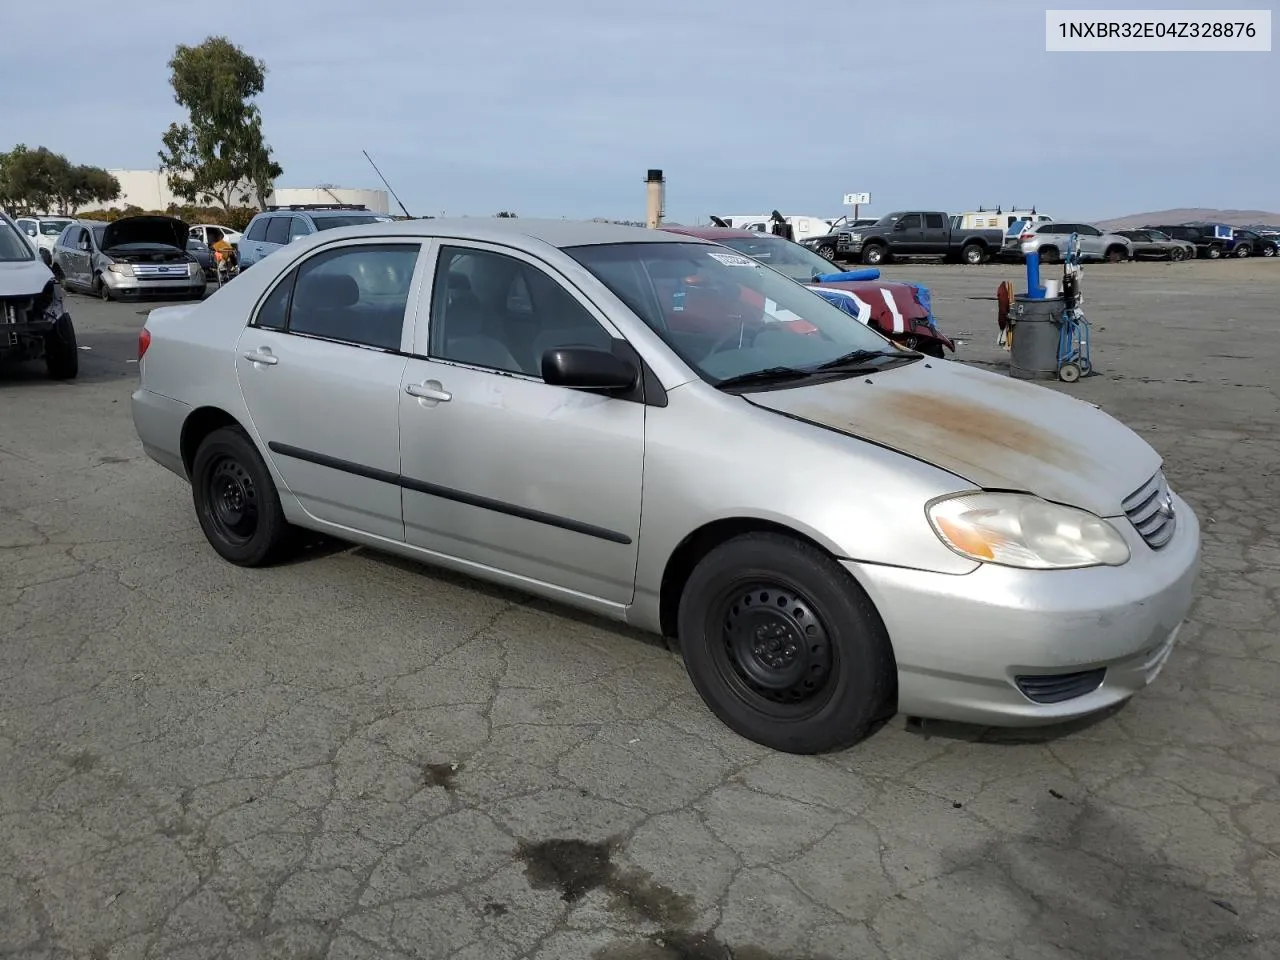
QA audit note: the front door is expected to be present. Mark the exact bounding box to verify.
[234,239,428,541]
[67,227,92,288]
[892,213,925,253]
[398,242,644,604]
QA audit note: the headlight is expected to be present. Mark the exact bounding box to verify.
[189,261,201,276]
[848,232,862,241]
[926,493,1130,569]
[107,263,134,276]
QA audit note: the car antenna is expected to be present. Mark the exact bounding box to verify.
[362,149,413,219]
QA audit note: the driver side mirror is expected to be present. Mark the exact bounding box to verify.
[78,241,89,251]
[541,346,637,391]
[893,221,907,231]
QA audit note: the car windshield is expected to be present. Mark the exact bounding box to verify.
[313,215,393,231]
[717,235,839,282]
[40,219,72,236]
[0,218,36,261]
[565,241,907,387]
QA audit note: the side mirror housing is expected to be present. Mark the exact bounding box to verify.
[541,346,637,391]
[78,241,90,251]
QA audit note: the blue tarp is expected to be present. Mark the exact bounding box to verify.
[815,268,881,282]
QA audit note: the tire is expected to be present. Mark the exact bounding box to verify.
[1105,245,1127,263]
[39,249,52,266]
[1170,247,1184,262]
[1234,244,1251,258]
[1262,244,1276,258]
[190,426,294,567]
[1206,245,1222,260]
[675,531,895,754]
[1058,361,1082,383]
[1039,246,1059,264]
[817,244,839,264]
[961,243,984,265]
[95,274,112,301]
[44,313,79,380]
[861,244,886,266]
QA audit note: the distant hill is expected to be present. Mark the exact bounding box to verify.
[1093,208,1280,231]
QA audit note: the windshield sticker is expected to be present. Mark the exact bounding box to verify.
[707,251,756,267]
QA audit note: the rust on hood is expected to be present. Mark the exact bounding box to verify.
[744,359,1160,517]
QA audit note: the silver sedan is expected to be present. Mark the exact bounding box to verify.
[132,219,1201,754]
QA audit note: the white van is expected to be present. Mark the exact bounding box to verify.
[718,214,834,243]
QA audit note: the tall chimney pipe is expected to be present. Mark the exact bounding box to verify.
[645,169,665,229]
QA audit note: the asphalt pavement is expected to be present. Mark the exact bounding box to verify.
[1,258,1278,959]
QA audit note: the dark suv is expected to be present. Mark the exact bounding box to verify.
[237,204,393,269]
[1229,229,1278,258]
[1146,224,1229,260]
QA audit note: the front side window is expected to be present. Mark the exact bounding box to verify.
[282,243,421,350]
[566,241,903,386]
[429,245,612,376]
[40,219,71,236]
[897,214,922,230]
[0,218,35,261]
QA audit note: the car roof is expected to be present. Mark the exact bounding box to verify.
[279,217,714,249]
[660,224,766,240]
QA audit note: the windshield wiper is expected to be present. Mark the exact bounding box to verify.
[715,366,815,390]
[813,348,919,370]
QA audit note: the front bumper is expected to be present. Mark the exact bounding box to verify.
[845,492,1201,727]
[104,271,205,298]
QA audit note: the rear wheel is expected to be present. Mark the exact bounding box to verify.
[1263,244,1277,257]
[1234,244,1251,258]
[1039,246,1059,264]
[676,532,895,754]
[961,243,984,265]
[191,426,294,567]
[44,313,79,380]
[1206,244,1222,259]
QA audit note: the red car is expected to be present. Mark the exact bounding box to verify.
[660,225,955,356]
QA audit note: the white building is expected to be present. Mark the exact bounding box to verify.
[77,170,388,215]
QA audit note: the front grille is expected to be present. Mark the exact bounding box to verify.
[1123,470,1177,549]
[837,232,851,243]
[1015,668,1106,704]
[132,263,189,280]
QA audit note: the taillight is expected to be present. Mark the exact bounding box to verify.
[1019,232,1035,241]
[138,327,151,359]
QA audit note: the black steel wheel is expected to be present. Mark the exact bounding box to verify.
[191,425,294,566]
[44,313,79,380]
[676,532,895,754]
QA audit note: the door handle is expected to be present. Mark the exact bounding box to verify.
[242,349,278,365]
[405,381,451,402]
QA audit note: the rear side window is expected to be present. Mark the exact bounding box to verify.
[925,214,945,229]
[285,243,421,351]
[288,217,310,241]
[254,270,296,331]
[264,217,291,244]
[244,218,269,241]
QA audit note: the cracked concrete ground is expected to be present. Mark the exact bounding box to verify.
[1,258,1277,959]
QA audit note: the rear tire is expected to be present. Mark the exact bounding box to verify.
[191,426,295,567]
[1039,246,1060,264]
[1206,244,1222,259]
[961,243,984,265]
[676,532,895,754]
[1234,244,1251,258]
[1262,244,1276,257]
[44,313,79,380]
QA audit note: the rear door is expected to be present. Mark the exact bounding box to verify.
[262,215,292,259]
[921,213,949,254]
[239,217,270,266]
[234,238,429,541]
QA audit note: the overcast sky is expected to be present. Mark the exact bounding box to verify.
[3,0,1274,222]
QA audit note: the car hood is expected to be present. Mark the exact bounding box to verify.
[807,279,929,319]
[744,358,1161,517]
[102,215,188,251]
[0,258,55,297]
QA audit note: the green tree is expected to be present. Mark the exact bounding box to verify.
[157,36,283,211]
[0,145,119,215]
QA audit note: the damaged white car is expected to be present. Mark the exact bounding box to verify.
[0,212,79,380]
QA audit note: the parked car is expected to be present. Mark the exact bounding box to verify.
[12,215,74,265]
[660,224,955,356]
[189,224,243,249]
[236,204,393,269]
[1116,229,1196,261]
[50,216,206,301]
[0,211,79,379]
[836,211,1006,265]
[132,217,1201,754]
[1230,229,1277,258]
[1018,222,1133,263]
[802,219,878,262]
[1147,224,1229,259]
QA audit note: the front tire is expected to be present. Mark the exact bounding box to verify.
[1206,244,1222,259]
[676,532,895,754]
[861,244,886,266]
[1106,245,1127,263]
[44,313,79,380]
[95,274,112,301]
[191,426,294,567]
[817,244,839,264]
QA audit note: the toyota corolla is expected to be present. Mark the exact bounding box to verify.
[131,218,1200,754]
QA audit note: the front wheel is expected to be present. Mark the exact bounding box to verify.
[1170,247,1185,261]
[44,313,79,380]
[861,244,886,266]
[817,244,839,264]
[191,426,295,567]
[676,532,895,754]
[1262,244,1277,257]
[1106,246,1127,263]
[1206,245,1222,259]
[916,340,945,358]
[95,274,112,301]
